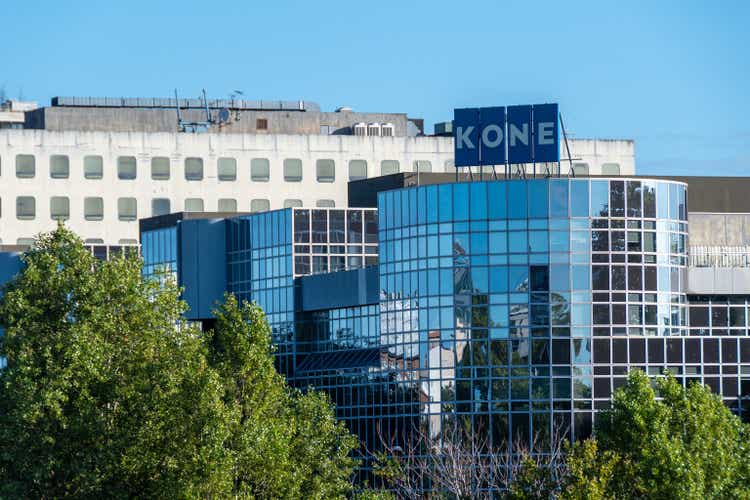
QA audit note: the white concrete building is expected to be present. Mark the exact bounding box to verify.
[0,98,635,248]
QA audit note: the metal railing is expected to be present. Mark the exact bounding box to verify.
[689,246,750,268]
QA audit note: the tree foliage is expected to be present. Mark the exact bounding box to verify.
[575,369,750,499]
[0,227,358,498]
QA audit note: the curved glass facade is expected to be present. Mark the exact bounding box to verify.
[377,178,688,447]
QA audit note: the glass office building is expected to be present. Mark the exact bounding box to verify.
[135,176,750,483]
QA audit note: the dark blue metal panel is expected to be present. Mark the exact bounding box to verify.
[533,103,559,163]
[507,105,533,164]
[179,219,227,320]
[454,108,480,167]
[299,266,379,311]
[479,106,506,166]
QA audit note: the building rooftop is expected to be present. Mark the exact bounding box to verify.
[347,173,750,213]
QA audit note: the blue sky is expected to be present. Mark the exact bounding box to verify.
[3,0,748,174]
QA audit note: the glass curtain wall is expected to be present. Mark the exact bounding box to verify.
[376,179,688,452]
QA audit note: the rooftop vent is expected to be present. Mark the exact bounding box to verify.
[367,123,381,137]
[381,123,395,137]
[353,122,367,136]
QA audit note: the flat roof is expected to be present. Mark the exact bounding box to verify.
[348,173,750,213]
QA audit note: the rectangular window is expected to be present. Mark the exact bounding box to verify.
[316,159,335,182]
[117,197,137,221]
[218,198,237,212]
[316,199,335,208]
[50,196,70,220]
[184,198,204,212]
[16,196,35,219]
[151,157,170,180]
[152,198,170,216]
[413,160,432,173]
[601,163,621,176]
[84,155,103,179]
[256,118,268,130]
[217,157,237,181]
[184,158,203,180]
[348,159,367,181]
[118,156,137,180]
[50,155,70,179]
[251,158,270,182]
[250,199,270,213]
[16,154,35,178]
[284,159,303,182]
[84,197,104,221]
[284,199,303,208]
[381,160,400,175]
[572,162,589,176]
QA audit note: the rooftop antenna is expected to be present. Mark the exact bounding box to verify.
[559,111,575,176]
[175,88,184,131]
[230,90,244,121]
[202,89,211,124]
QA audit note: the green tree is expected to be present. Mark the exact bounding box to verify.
[591,369,750,499]
[0,227,361,498]
[561,439,620,500]
[0,227,233,497]
[207,295,358,498]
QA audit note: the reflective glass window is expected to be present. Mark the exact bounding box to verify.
[590,180,609,217]
[218,157,237,181]
[348,159,367,180]
[527,180,548,218]
[50,155,69,179]
[84,197,104,221]
[488,181,507,219]
[626,181,642,217]
[413,160,432,172]
[316,199,335,208]
[118,156,137,180]
[151,157,170,180]
[284,159,303,182]
[549,180,568,217]
[184,157,203,180]
[601,163,620,175]
[185,198,204,212]
[316,159,335,182]
[453,183,469,221]
[438,184,453,222]
[508,182,527,218]
[470,182,487,219]
[610,181,624,217]
[16,154,35,178]
[152,198,170,216]
[251,158,270,182]
[218,198,238,212]
[117,197,137,221]
[84,155,103,179]
[381,160,400,175]
[250,199,270,213]
[572,162,589,176]
[284,199,302,208]
[50,196,69,221]
[570,180,589,217]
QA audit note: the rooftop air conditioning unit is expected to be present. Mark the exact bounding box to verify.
[381,122,395,137]
[353,122,367,136]
[367,123,381,136]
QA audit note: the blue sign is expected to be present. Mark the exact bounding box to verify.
[507,105,532,164]
[532,103,559,163]
[454,108,481,167]
[453,103,559,167]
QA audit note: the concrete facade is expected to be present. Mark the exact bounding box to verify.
[0,129,633,246]
[26,106,414,136]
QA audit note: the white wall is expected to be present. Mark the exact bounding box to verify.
[0,130,634,245]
